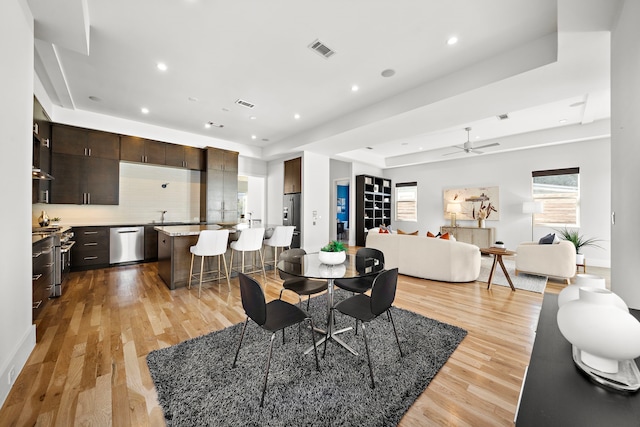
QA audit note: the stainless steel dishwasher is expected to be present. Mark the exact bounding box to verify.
[110,226,144,264]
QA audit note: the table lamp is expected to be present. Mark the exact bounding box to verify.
[522,201,543,241]
[446,203,461,227]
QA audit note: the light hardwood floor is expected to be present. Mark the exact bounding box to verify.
[0,254,609,426]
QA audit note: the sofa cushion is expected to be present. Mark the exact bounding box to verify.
[538,233,556,244]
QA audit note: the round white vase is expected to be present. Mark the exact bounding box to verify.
[557,287,640,373]
[558,274,607,308]
[318,250,346,265]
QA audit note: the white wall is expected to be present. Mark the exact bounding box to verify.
[383,138,611,267]
[302,152,330,252]
[611,0,640,308]
[0,0,36,408]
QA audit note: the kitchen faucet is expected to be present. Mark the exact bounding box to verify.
[161,210,167,224]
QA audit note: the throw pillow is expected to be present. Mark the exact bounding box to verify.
[427,231,436,238]
[408,230,419,236]
[538,233,555,244]
[379,227,389,234]
[440,232,451,240]
[397,229,406,234]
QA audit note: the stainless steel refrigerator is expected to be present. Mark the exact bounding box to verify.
[283,193,301,248]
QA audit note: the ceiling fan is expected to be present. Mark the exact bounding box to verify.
[443,127,499,155]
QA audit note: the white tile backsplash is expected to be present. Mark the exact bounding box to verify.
[32,162,202,226]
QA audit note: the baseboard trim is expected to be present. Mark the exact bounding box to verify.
[0,324,36,409]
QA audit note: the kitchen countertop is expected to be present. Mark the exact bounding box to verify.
[155,223,277,237]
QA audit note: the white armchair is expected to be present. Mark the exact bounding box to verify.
[515,240,576,283]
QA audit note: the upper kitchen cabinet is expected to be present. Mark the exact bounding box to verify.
[284,157,301,194]
[32,97,52,204]
[165,143,205,171]
[204,147,238,223]
[120,135,166,166]
[51,124,120,160]
[50,124,120,205]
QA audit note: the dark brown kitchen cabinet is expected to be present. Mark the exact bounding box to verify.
[72,227,110,269]
[32,236,54,322]
[51,124,120,160]
[144,225,158,261]
[284,157,302,194]
[120,135,166,165]
[51,153,119,205]
[205,147,238,223]
[32,97,52,204]
[165,143,205,170]
[50,124,120,205]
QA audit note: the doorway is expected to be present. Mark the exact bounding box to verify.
[336,180,349,243]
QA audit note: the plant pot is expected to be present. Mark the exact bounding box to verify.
[576,254,585,265]
[477,219,485,228]
[318,250,346,265]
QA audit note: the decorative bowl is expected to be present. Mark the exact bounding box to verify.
[318,250,346,265]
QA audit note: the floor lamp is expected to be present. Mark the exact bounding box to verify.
[522,201,544,241]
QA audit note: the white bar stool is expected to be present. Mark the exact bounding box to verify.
[263,225,295,276]
[230,227,267,283]
[188,229,230,298]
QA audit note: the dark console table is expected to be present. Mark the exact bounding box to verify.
[516,293,640,425]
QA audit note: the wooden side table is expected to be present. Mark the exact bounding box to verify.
[577,259,586,273]
[480,247,517,291]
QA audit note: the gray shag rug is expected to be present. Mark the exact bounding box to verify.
[478,256,548,293]
[146,289,467,426]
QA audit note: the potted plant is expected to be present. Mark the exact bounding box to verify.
[318,240,346,265]
[51,217,62,226]
[554,228,603,265]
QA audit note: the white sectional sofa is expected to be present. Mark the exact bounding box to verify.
[365,232,481,282]
[515,240,576,282]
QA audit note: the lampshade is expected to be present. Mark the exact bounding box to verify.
[446,203,461,213]
[522,201,544,214]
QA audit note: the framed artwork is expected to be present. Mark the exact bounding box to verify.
[443,186,500,221]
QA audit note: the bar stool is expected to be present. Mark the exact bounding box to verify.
[230,227,267,283]
[263,225,295,276]
[188,229,231,298]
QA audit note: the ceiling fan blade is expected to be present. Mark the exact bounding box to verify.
[442,150,462,156]
[474,142,500,150]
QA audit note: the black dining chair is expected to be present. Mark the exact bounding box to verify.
[232,273,320,407]
[278,249,327,311]
[334,247,385,294]
[329,268,403,389]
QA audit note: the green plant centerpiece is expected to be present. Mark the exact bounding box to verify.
[554,227,603,265]
[319,240,347,265]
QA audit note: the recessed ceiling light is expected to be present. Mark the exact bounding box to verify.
[141,107,149,114]
[249,116,257,120]
[294,113,300,120]
[401,142,408,146]
[447,36,458,45]
[570,101,585,107]
[351,85,359,92]
[419,147,424,151]
[222,107,229,112]
[188,96,198,102]
[157,62,168,71]
[559,119,568,123]
[205,123,211,128]
[262,138,270,142]
[251,135,257,140]
[381,69,396,78]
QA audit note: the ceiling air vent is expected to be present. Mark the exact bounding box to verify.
[497,113,510,120]
[308,39,336,59]
[235,99,255,109]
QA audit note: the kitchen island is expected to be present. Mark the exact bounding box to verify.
[154,224,274,290]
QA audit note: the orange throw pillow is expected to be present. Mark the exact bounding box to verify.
[379,228,389,234]
[397,229,406,234]
[440,232,450,240]
[426,231,436,238]
[408,230,419,236]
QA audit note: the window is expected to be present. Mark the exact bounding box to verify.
[532,168,579,226]
[395,182,417,221]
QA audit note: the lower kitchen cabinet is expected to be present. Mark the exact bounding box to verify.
[72,226,110,269]
[32,236,54,321]
[144,225,158,261]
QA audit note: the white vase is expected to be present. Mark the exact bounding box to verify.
[477,219,485,228]
[318,250,346,265]
[576,253,585,265]
[557,287,640,373]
